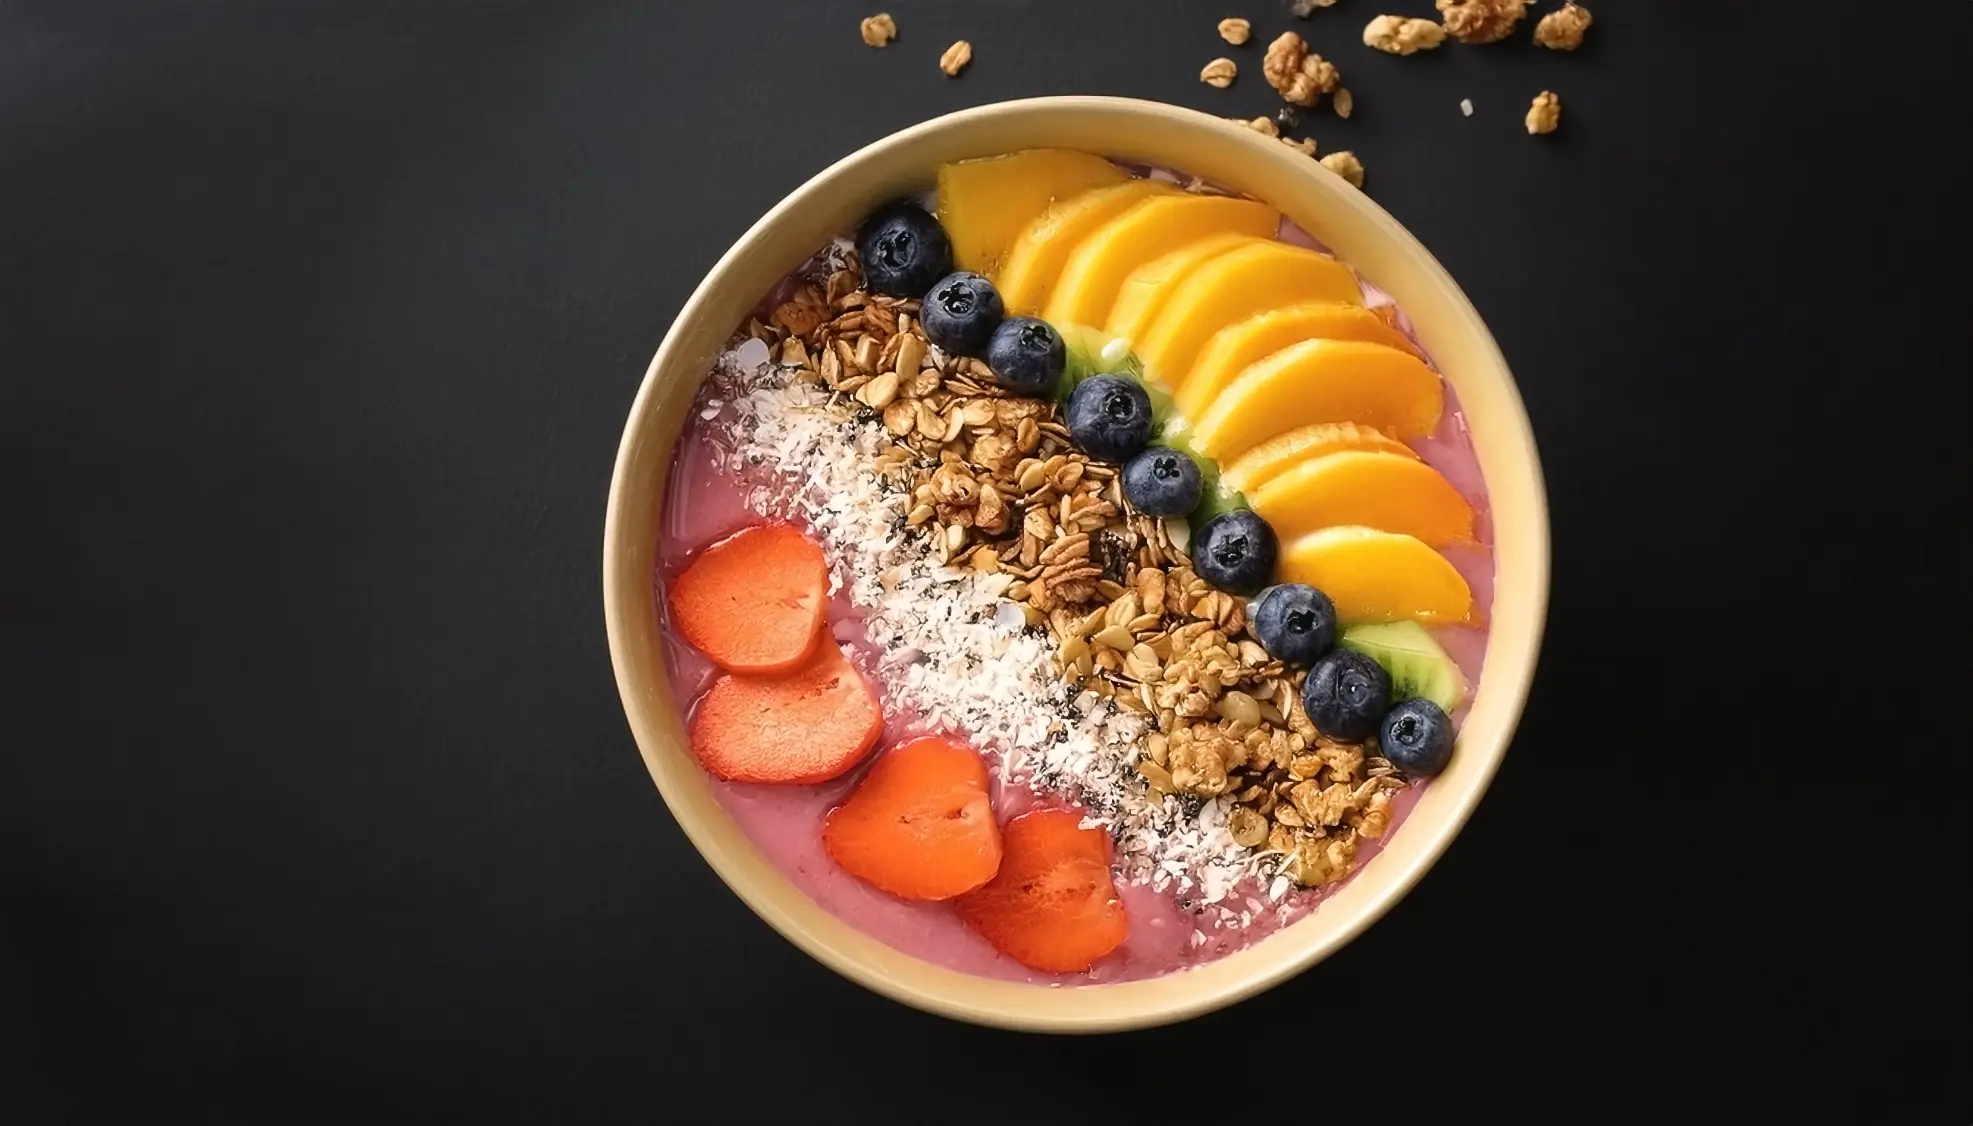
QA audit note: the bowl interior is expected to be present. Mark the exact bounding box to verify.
[603,96,1549,1032]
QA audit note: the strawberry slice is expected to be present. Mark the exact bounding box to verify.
[955,807,1128,973]
[668,523,829,675]
[823,737,1003,901]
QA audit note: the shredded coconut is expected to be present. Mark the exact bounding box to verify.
[698,356,1259,910]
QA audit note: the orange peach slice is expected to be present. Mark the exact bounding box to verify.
[994,180,1180,314]
[1175,302,1418,420]
[1102,233,1270,355]
[1249,451,1476,546]
[1219,422,1419,496]
[1190,339,1444,460]
[1134,241,1365,391]
[937,149,1131,275]
[1041,194,1280,330]
[1278,526,1475,625]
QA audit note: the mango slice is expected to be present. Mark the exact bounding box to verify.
[1190,339,1444,460]
[1175,302,1418,420]
[1279,526,1474,625]
[936,150,1131,275]
[1041,194,1280,330]
[1219,422,1419,496]
[1102,233,1270,354]
[994,180,1181,315]
[1249,450,1476,546]
[1134,241,1365,392]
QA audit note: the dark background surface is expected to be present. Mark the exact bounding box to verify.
[3,0,1968,1119]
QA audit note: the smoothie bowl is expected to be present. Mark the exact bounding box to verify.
[603,97,1548,1032]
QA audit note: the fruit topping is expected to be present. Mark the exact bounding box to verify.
[994,180,1181,314]
[1301,648,1392,742]
[1378,697,1455,777]
[1177,302,1418,420]
[1339,620,1469,714]
[1279,526,1475,625]
[1190,338,1445,459]
[668,524,829,675]
[822,736,1003,901]
[1249,449,1476,546]
[921,271,1005,358]
[1122,447,1204,517]
[954,807,1128,974]
[688,642,884,785]
[984,316,1067,397]
[853,201,954,298]
[1250,582,1338,666]
[1191,509,1278,595]
[1219,421,1418,497]
[1065,373,1154,462]
[935,150,1131,274]
[1134,240,1365,392]
[1104,233,1269,351]
[1041,193,1280,330]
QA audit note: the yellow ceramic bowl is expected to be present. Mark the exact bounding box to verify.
[603,97,1549,1032]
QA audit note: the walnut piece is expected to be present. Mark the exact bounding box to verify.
[859,13,897,48]
[1436,0,1529,44]
[1281,136,1316,157]
[1261,31,1340,107]
[1526,90,1561,135]
[1200,57,1238,89]
[1363,15,1447,55]
[1319,150,1364,189]
[1218,17,1252,45]
[1534,2,1592,49]
[939,39,972,76]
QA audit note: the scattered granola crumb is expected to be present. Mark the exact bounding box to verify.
[1218,17,1253,45]
[1290,0,1337,15]
[1281,136,1317,157]
[1363,15,1447,54]
[1526,90,1561,134]
[859,13,897,48]
[1460,97,1474,116]
[939,39,972,77]
[1436,0,1529,44]
[1262,31,1340,107]
[1332,87,1354,119]
[1319,150,1365,188]
[1239,115,1281,137]
[1534,2,1592,50]
[1200,57,1239,89]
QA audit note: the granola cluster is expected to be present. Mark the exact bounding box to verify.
[1533,2,1592,50]
[1435,0,1530,45]
[1262,31,1341,108]
[755,253,1408,888]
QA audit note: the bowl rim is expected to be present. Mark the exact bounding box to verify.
[604,95,1550,1032]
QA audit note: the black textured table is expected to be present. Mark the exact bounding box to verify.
[4,1,1966,1118]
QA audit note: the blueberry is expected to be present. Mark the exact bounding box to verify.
[922,272,1004,358]
[1301,649,1392,743]
[1122,448,1203,517]
[853,202,953,298]
[1250,583,1337,666]
[1065,374,1153,462]
[984,316,1066,396]
[1190,510,1277,596]
[1378,698,1454,777]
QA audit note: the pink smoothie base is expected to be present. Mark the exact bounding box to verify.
[648,212,1496,986]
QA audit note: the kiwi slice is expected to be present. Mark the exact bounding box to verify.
[1339,621,1469,714]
